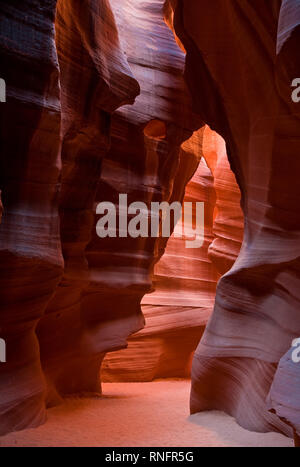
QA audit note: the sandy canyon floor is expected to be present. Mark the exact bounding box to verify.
[0,380,293,447]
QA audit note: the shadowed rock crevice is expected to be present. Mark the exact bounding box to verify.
[166,0,300,437]
[0,0,299,441]
[0,0,204,435]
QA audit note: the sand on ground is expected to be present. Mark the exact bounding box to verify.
[0,380,293,447]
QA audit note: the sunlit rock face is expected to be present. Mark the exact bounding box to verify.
[102,124,244,383]
[1,0,298,441]
[0,0,204,434]
[87,0,203,382]
[102,130,220,381]
[0,0,139,434]
[168,0,300,436]
[203,127,243,275]
[37,0,140,405]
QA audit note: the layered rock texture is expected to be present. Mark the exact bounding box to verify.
[87,0,211,382]
[85,0,204,381]
[0,0,203,435]
[0,0,64,435]
[0,0,139,434]
[37,0,140,406]
[203,127,243,275]
[102,144,220,381]
[267,345,300,438]
[0,0,299,441]
[102,124,245,382]
[167,0,300,436]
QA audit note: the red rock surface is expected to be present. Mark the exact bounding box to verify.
[0,0,63,436]
[37,0,139,405]
[267,345,300,438]
[0,0,203,434]
[0,0,299,441]
[0,0,139,434]
[101,124,245,382]
[168,0,300,436]
[203,127,243,275]
[102,139,220,381]
[86,0,205,382]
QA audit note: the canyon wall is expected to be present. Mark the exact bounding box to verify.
[0,0,204,435]
[102,125,244,382]
[168,0,300,436]
[203,127,243,276]
[102,137,220,381]
[36,0,140,405]
[0,0,63,435]
[87,0,208,383]
[0,0,139,434]
[1,0,298,440]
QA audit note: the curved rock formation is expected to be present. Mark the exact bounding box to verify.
[101,124,244,383]
[85,0,203,382]
[168,0,300,436]
[203,127,243,275]
[0,0,139,434]
[102,135,219,381]
[0,0,63,436]
[37,0,139,405]
[0,0,202,434]
[1,0,299,441]
[267,344,300,439]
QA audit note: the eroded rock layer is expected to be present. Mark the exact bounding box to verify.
[0,0,140,433]
[102,141,220,381]
[0,0,298,440]
[86,0,204,382]
[0,0,63,435]
[0,0,204,434]
[203,127,243,275]
[168,0,300,436]
[37,0,140,404]
[267,346,300,437]
[102,124,245,382]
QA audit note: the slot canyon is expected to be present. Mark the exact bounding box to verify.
[0,0,299,448]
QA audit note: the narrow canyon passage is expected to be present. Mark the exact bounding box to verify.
[0,0,299,448]
[101,126,243,383]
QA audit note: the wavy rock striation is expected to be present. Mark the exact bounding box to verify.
[37,0,139,405]
[0,0,203,434]
[168,0,300,436]
[267,346,300,438]
[0,0,63,436]
[1,0,298,440]
[102,134,220,381]
[203,127,243,275]
[0,0,139,434]
[102,123,244,382]
[87,0,203,382]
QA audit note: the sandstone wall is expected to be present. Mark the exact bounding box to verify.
[0,0,203,434]
[168,0,300,436]
[102,134,220,381]
[1,0,298,440]
[0,0,63,435]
